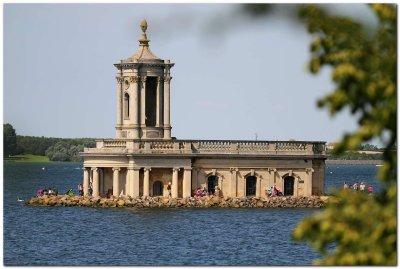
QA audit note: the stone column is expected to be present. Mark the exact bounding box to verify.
[125,168,132,196]
[156,77,163,127]
[140,76,147,127]
[183,168,192,198]
[92,167,99,197]
[143,167,151,197]
[230,168,238,198]
[129,76,140,139]
[83,167,89,196]
[99,168,104,195]
[132,168,140,198]
[116,76,123,126]
[112,168,120,197]
[163,76,172,139]
[172,168,179,198]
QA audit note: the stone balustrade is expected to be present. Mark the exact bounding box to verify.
[85,139,325,156]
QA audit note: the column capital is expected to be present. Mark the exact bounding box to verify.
[305,168,314,173]
[116,76,124,83]
[230,167,238,172]
[184,167,192,171]
[129,76,140,83]
[91,167,98,171]
[157,76,164,83]
[141,76,147,83]
[128,167,141,171]
[144,167,152,172]
[164,76,172,83]
[112,167,121,171]
[172,167,180,172]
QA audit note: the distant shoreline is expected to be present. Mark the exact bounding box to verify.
[326,159,383,165]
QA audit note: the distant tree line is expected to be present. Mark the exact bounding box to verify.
[3,123,95,162]
[327,150,383,160]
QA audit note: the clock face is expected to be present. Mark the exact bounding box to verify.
[124,80,130,90]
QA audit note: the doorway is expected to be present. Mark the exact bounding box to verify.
[153,181,163,196]
[246,176,257,196]
[284,176,295,196]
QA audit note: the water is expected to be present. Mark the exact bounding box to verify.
[4,162,381,265]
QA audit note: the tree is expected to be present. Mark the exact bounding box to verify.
[4,123,17,157]
[290,4,396,265]
[242,3,396,265]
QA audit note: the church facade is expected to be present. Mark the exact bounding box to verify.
[81,19,326,199]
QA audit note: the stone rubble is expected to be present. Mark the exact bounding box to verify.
[26,195,330,208]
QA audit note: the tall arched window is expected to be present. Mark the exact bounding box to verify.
[124,93,130,119]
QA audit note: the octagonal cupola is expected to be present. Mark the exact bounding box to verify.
[114,19,174,140]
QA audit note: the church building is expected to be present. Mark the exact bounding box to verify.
[81,19,326,199]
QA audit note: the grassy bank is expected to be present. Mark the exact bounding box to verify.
[4,154,50,163]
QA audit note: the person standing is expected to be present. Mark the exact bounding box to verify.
[343,182,349,189]
[353,182,359,191]
[77,183,83,196]
[368,185,374,194]
[360,181,366,192]
[167,182,172,198]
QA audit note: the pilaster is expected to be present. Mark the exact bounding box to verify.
[230,168,238,198]
[163,74,172,139]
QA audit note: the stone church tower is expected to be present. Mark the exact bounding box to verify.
[82,19,326,199]
[114,19,173,140]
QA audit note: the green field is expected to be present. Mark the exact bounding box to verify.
[4,154,50,163]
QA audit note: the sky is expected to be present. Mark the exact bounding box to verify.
[4,4,377,143]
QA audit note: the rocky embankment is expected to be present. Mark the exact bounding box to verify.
[27,195,330,208]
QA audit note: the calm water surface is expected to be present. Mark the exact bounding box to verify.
[4,162,380,265]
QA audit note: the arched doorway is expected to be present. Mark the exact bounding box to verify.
[207,176,218,194]
[152,181,163,196]
[284,176,295,196]
[246,176,257,196]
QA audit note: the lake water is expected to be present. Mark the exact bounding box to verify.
[4,162,381,265]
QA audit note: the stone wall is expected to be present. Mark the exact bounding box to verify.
[27,195,330,208]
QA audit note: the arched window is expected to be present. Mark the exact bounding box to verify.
[284,176,295,196]
[152,181,163,196]
[207,176,218,194]
[124,93,130,119]
[246,176,257,196]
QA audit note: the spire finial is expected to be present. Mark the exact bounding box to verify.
[140,18,148,34]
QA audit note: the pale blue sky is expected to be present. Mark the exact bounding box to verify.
[4,4,376,142]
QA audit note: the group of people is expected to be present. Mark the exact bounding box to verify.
[193,186,221,197]
[36,187,58,197]
[36,183,86,198]
[265,185,284,197]
[344,181,373,193]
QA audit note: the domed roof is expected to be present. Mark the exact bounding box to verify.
[123,19,163,63]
